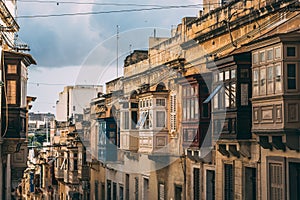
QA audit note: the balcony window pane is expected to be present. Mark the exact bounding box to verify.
[260,51,266,63]
[213,95,218,109]
[230,83,236,108]
[191,99,195,119]
[7,64,17,74]
[253,53,259,64]
[123,112,129,130]
[231,69,236,79]
[7,80,16,104]
[260,68,266,95]
[183,129,197,142]
[267,49,273,61]
[287,64,296,89]
[267,66,274,94]
[275,65,282,93]
[219,72,223,81]
[183,100,187,120]
[287,47,296,57]
[156,99,166,106]
[225,85,230,108]
[275,47,281,59]
[156,111,165,128]
[225,71,230,80]
[187,99,190,120]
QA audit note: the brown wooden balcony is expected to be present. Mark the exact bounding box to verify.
[54,167,64,180]
[78,165,90,181]
[68,170,79,184]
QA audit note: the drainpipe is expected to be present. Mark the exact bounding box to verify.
[6,153,11,200]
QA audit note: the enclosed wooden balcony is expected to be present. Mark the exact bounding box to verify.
[78,165,90,181]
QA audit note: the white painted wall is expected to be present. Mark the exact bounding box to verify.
[56,85,103,122]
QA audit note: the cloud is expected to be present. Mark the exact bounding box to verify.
[17,0,200,68]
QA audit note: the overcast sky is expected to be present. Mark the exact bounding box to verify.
[17,0,202,113]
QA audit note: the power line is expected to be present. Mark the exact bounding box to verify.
[18,0,221,7]
[28,82,69,86]
[17,4,204,18]
[18,0,166,7]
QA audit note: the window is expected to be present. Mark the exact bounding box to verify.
[135,178,139,200]
[267,66,274,94]
[275,65,282,93]
[269,163,284,200]
[122,111,129,130]
[289,162,300,200]
[253,69,259,96]
[156,111,165,128]
[240,69,249,78]
[175,185,183,200]
[275,47,281,59]
[213,69,236,110]
[245,167,256,200]
[224,164,233,200]
[183,129,198,142]
[260,68,266,95]
[107,180,112,200]
[119,185,124,200]
[267,49,274,61]
[231,69,236,79]
[74,159,78,170]
[225,70,230,80]
[125,174,129,200]
[287,64,296,89]
[241,84,249,106]
[113,182,117,200]
[159,183,165,200]
[7,64,17,74]
[156,99,166,106]
[7,80,17,104]
[182,85,199,120]
[260,51,266,63]
[219,72,224,81]
[287,46,296,57]
[206,170,215,200]
[170,94,176,131]
[253,53,259,64]
[143,178,149,200]
[193,168,200,200]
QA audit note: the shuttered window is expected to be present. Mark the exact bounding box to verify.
[193,168,200,200]
[159,183,165,200]
[170,94,176,132]
[135,177,139,200]
[224,164,233,200]
[269,163,284,200]
[125,174,129,200]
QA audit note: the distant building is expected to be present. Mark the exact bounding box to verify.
[55,85,103,122]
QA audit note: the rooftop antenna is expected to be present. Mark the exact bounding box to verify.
[116,25,120,77]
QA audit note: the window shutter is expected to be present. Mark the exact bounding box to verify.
[170,94,176,132]
[193,168,200,200]
[269,163,283,200]
[224,164,233,200]
[135,177,139,200]
[159,183,165,200]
